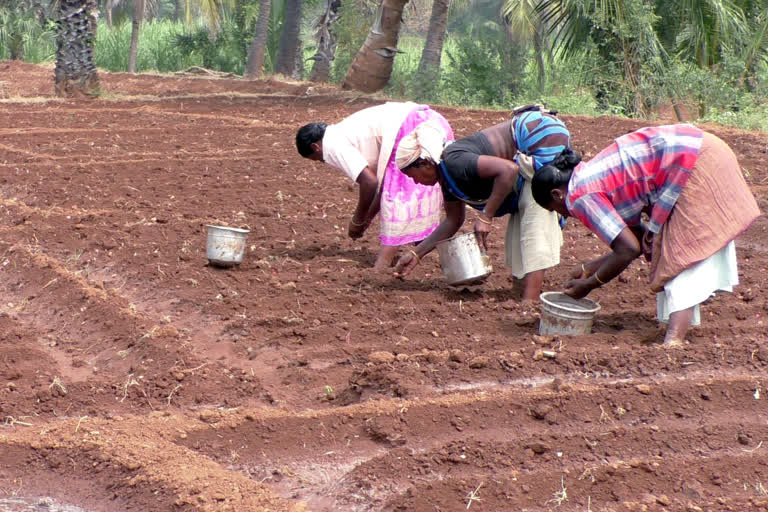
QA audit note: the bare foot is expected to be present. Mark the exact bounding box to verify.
[639,325,666,345]
[374,246,398,270]
[662,337,684,349]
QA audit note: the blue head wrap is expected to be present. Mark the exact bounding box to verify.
[513,110,570,170]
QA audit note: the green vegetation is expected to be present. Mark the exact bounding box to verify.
[0,0,765,132]
[96,20,201,72]
[0,8,54,62]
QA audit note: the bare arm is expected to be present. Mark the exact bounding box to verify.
[566,227,642,299]
[347,167,379,239]
[393,200,466,277]
[353,167,378,223]
[472,155,519,249]
[474,155,519,218]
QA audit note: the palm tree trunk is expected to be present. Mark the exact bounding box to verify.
[621,42,646,117]
[32,0,48,26]
[291,42,304,79]
[342,0,409,93]
[533,28,545,92]
[245,0,271,78]
[413,0,448,98]
[128,0,144,73]
[308,0,341,82]
[275,0,304,78]
[54,0,100,97]
[104,0,113,27]
[10,35,25,60]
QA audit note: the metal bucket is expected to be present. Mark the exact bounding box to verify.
[539,291,601,335]
[436,232,493,286]
[206,225,249,267]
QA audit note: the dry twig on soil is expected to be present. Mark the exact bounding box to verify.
[546,476,568,507]
[75,415,88,433]
[120,374,140,402]
[465,482,483,509]
[167,384,182,406]
[4,416,33,427]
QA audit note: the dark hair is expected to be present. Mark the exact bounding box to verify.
[400,157,429,173]
[295,122,327,157]
[531,148,582,208]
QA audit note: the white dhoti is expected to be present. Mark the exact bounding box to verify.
[656,241,738,327]
[504,181,563,279]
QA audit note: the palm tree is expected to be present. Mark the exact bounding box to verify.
[175,0,186,20]
[502,0,551,92]
[0,6,37,60]
[103,0,114,26]
[54,0,100,97]
[274,0,303,78]
[537,0,667,115]
[669,0,747,69]
[342,0,409,93]
[194,0,235,34]
[308,0,341,82]
[245,0,272,77]
[120,0,233,73]
[413,0,450,98]
[739,6,768,89]
[128,0,144,72]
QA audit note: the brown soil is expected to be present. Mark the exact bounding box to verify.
[1,60,768,512]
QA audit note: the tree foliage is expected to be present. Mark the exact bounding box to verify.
[1,0,765,128]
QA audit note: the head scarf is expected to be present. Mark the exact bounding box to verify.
[395,120,449,170]
[513,110,570,180]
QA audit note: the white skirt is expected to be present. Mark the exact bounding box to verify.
[656,241,738,326]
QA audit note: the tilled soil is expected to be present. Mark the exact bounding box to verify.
[1,60,767,512]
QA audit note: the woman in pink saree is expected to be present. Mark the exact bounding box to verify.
[296,102,453,269]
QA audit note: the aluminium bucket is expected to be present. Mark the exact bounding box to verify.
[436,232,493,286]
[539,291,601,335]
[206,225,249,267]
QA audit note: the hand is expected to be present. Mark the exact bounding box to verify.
[564,278,593,299]
[474,216,492,251]
[570,263,589,280]
[348,218,368,239]
[393,251,419,278]
[641,230,653,262]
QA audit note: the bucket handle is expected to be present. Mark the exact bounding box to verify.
[437,232,490,258]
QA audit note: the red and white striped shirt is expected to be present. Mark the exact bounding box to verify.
[566,124,704,245]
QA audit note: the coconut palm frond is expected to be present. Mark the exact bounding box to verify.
[501,0,539,41]
[196,0,235,34]
[742,10,768,69]
[536,0,591,59]
[675,0,748,67]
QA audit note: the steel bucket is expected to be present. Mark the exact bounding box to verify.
[539,292,601,335]
[206,225,249,267]
[436,232,493,286]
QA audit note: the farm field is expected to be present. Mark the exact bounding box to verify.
[1,60,768,512]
